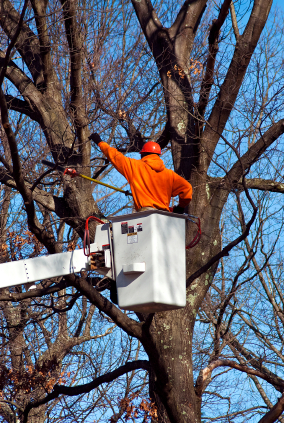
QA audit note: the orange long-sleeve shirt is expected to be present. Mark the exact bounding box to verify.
[98,142,192,211]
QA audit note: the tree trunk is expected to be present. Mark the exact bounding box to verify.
[147,309,197,423]
[143,178,226,422]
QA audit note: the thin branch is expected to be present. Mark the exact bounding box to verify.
[0,278,70,302]
[0,87,57,253]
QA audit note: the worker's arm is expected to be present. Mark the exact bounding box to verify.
[89,133,132,179]
[172,172,192,210]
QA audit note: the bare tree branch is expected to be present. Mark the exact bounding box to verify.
[5,94,40,121]
[227,119,284,185]
[197,0,231,123]
[0,88,58,253]
[0,0,28,87]
[202,0,273,170]
[70,275,143,340]
[230,1,239,40]
[258,393,284,423]
[0,0,44,86]
[195,359,284,398]
[186,205,257,288]
[60,0,89,171]
[30,0,54,90]
[22,360,150,423]
[209,176,284,194]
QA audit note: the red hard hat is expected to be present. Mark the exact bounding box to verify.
[140,141,161,155]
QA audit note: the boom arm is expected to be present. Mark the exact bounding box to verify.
[0,246,94,289]
[0,224,113,289]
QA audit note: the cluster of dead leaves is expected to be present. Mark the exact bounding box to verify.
[0,357,74,395]
[167,60,203,79]
[111,392,157,422]
[1,230,44,260]
[189,59,203,75]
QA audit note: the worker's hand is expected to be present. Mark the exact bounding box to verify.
[89,133,102,145]
[173,205,185,214]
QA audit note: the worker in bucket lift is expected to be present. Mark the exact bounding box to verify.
[89,133,192,214]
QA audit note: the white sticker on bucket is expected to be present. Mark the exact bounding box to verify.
[127,232,138,244]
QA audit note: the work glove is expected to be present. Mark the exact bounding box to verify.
[173,205,185,214]
[89,133,102,145]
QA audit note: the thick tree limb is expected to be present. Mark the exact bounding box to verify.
[202,0,273,170]
[130,0,163,46]
[0,0,28,87]
[30,0,54,90]
[5,94,39,121]
[237,178,284,194]
[197,0,232,122]
[170,0,207,38]
[209,176,284,194]
[0,88,58,253]
[60,0,83,113]
[0,52,43,119]
[0,0,44,87]
[258,394,284,423]
[60,0,89,171]
[195,359,284,398]
[69,274,143,340]
[0,50,80,161]
[0,156,13,174]
[169,0,207,66]
[131,0,207,67]
[226,119,284,186]
[0,166,81,225]
[22,360,150,423]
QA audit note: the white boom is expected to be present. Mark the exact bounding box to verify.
[0,246,93,289]
[0,223,113,289]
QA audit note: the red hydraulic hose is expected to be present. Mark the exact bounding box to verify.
[83,213,201,257]
[84,216,105,257]
[186,216,202,249]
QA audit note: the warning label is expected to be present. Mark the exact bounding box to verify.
[121,222,128,234]
[127,232,138,244]
[136,223,143,232]
[121,221,142,236]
